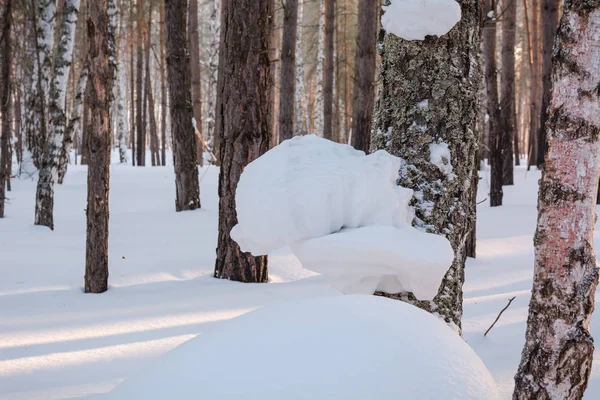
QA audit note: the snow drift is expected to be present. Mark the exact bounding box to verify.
[102,295,500,400]
[381,0,462,41]
[231,135,453,299]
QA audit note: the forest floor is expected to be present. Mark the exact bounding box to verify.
[1,152,599,399]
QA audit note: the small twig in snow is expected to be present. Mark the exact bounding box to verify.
[484,296,516,337]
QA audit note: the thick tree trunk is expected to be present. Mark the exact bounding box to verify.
[0,0,11,219]
[135,0,145,166]
[535,0,559,168]
[278,0,298,143]
[214,0,271,283]
[483,4,503,207]
[35,0,81,229]
[513,4,600,398]
[58,62,88,184]
[322,0,334,140]
[500,0,516,185]
[350,0,378,152]
[371,0,481,330]
[84,0,113,294]
[188,0,204,165]
[165,0,200,211]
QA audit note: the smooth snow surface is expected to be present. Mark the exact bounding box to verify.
[381,0,462,41]
[231,135,414,255]
[103,295,500,400]
[231,135,452,298]
[291,226,453,297]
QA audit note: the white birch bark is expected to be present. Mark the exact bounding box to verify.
[313,0,325,136]
[207,0,221,149]
[35,0,81,229]
[294,0,307,136]
[513,5,600,399]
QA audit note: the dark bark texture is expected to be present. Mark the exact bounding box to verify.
[322,0,334,140]
[351,0,378,153]
[165,0,200,212]
[214,0,272,283]
[278,0,298,143]
[500,0,516,185]
[84,0,112,294]
[0,0,11,218]
[188,0,203,165]
[371,0,481,330]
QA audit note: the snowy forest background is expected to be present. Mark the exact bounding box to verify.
[2,0,600,399]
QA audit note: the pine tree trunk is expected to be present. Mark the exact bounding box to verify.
[513,4,600,398]
[350,0,378,152]
[484,4,503,207]
[371,0,481,330]
[322,0,334,140]
[214,0,271,283]
[165,0,200,212]
[136,0,145,166]
[500,0,516,185]
[145,7,158,168]
[278,0,298,143]
[58,62,88,184]
[526,0,540,169]
[85,0,113,294]
[535,0,559,168]
[159,4,167,166]
[0,0,11,219]
[35,0,81,229]
[188,0,204,165]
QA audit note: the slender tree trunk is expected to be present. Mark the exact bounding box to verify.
[371,0,481,331]
[527,0,540,169]
[35,0,82,229]
[500,0,516,185]
[159,4,167,166]
[207,0,221,156]
[145,7,158,168]
[58,62,88,184]
[0,0,11,218]
[165,0,200,211]
[85,0,113,293]
[314,0,324,136]
[294,0,307,137]
[115,0,127,164]
[188,0,204,165]
[322,0,334,140]
[513,4,600,397]
[278,0,298,143]
[214,0,271,283]
[80,84,90,164]
[136,0,144,166]
[130,0,136,166]
[535,0,559,168]
[350,0,378,152]
[484,3,503,206]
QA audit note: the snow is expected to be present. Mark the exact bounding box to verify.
[231,135,452,298]
[381,0,462,41]
[102,295,500,400]
[429,141,455,179]
[3,154,600,399]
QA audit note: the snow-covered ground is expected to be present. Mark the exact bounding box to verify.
[1,151,600,399]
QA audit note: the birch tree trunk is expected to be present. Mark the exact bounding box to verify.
[57,62,88,184]
[165,0,200,211]
[350,0,378,152]
[35,0,81,229]
[116,5,128,164]
[371,0,481,330]
[513,4,600,398]
[322,0,334,140]
[130,0,136,166]
[0,0,11,219]
[278,0,298,143]
[214,0,272,283]
[188,0,203,165]
[294,0,308,137]
[85,0,113,293]
[207,0,221,156]
[500,0,516,185]
[135,0,145,166]
[314,0,325,136]
[145,10,158,168]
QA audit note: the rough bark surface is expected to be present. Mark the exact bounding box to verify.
[513,5,600,399]
[84,0,112,294]
[350,0,378,152]
[188,0,203,165]
[214,0,271,283]
[483,4,503,207]
[165,0,200,212]
[371,0,481,330]
[527,0,541,170]
[135,0,145,166]
[536,0,559,167]
[294,0,308,137]
[500,0,516,185]
[322,0,334,140]
[278,0,298,143]
[0,0,11,218]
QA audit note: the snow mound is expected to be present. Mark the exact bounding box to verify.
[381,0,462,41]
[291,226,453,297]
[231,135,414,255]
[102,295,500,400]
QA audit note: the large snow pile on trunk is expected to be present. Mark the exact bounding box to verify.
[381,0,462,41]
[231,135,453,298]
[102,295,500,400]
